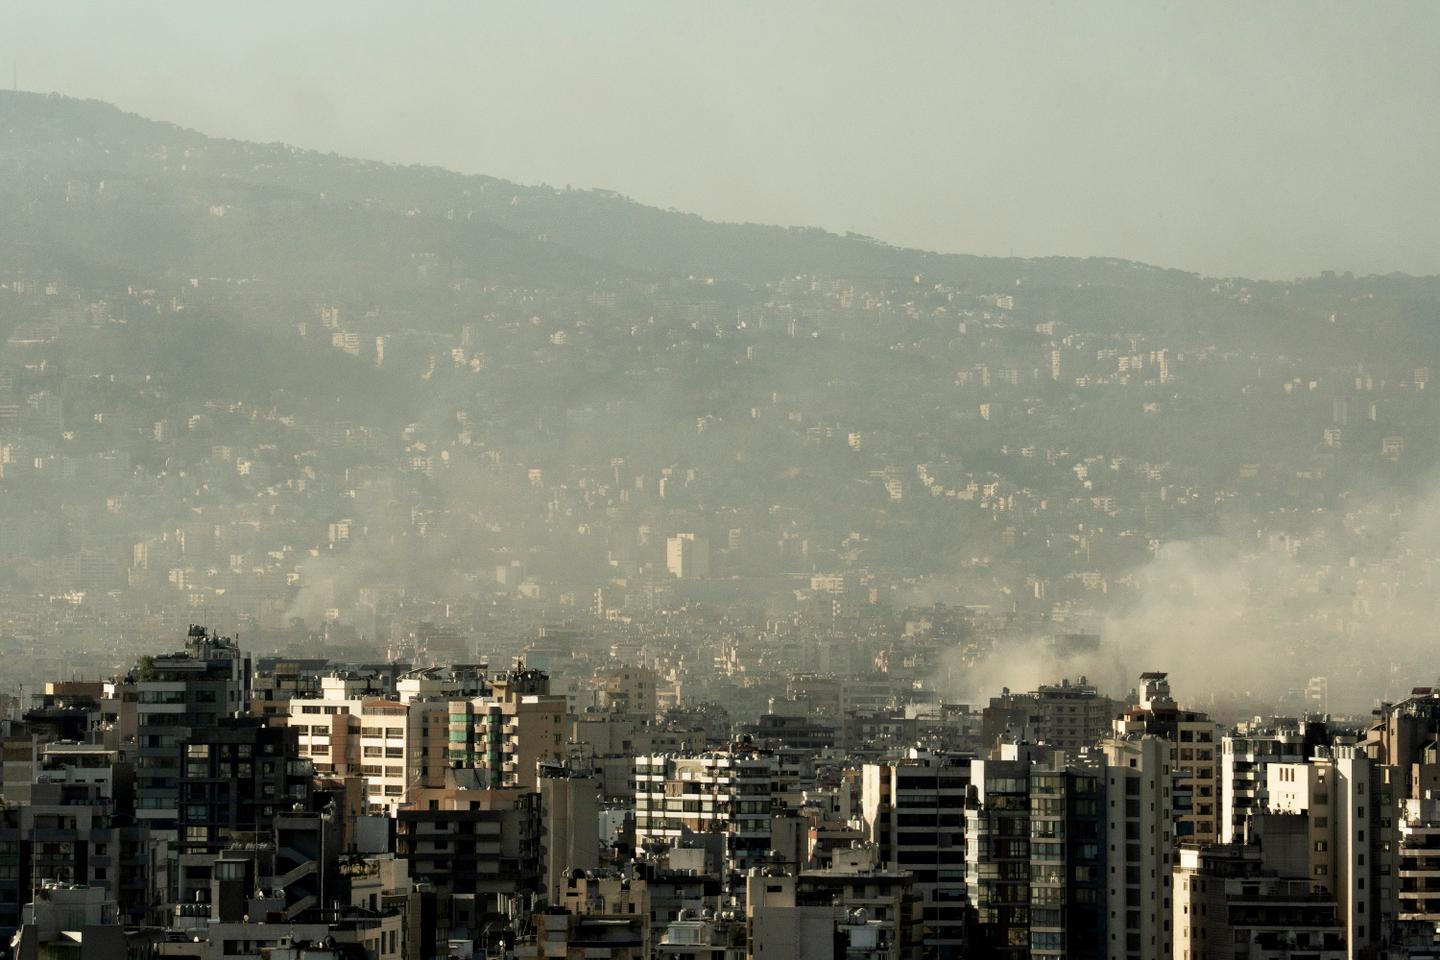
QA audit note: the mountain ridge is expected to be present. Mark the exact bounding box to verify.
[0,90,1221,289]
[3,90,1437,303]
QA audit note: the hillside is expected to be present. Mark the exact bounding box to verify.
[0,91,1210,293]
[2,92,1440,709]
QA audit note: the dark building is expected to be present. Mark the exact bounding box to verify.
[0,804,31,946]
[1027,754,1105,960]
[967,747,1039,960]
[745,714,838,753]
[173,717,313,904]
[134,626,251,840]
[862,751,971,959]
[175,717,312,857]
[396,790,541,944]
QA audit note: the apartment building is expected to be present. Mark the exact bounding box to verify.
[861,750,970,958]
[634,748,780,880]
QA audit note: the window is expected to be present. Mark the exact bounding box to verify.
[215,861,245,881]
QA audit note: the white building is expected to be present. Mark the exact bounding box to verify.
[1102,736,1172,960]
[287,669,485,813]
[1264,745,1400,958]
[634,750,778,877]
[665,533,711,579]
[1220,719,1318,843]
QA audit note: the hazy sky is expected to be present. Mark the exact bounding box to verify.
[8,2,1439,279]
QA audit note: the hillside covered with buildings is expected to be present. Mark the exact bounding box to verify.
[2,90,1440,959]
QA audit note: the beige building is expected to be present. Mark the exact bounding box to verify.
[1173,844,1343,960]
[448,667,568,791]
[539,763,602,904]
[598,663,658,716]
[572,710,699,801]
[1113,672,1221,845]
[666,533,711,579]
[288,669,485,813]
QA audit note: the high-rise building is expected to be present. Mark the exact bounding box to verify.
[289,667,486,812]
[861,750,970,958]
[1173,843,1344,959]
[981,677,1118,755]
[1264,744,1401,958]
[666,533,711,580]
[966,745,1107,960]
[1027,753,1105,960]
[172,716,313,906]
[967,744,1041,960]
[0,804,29,946]
[22,780,148,920]
[1219,717,1327,844]
[32,744,149,921]
[395,787,541,942]
[598,663,658,717]
[1398,793,1440,929]
[634,748,779,881]
[133,627,250,836]
[1100,735,1172,960]
[1113,672,1221,846]
[447,666,567,791]
[1364,689,1440,800]
[538,762,601,904]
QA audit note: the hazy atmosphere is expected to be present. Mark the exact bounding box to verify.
[10,1,1440,278]
[2,6,1440,958]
